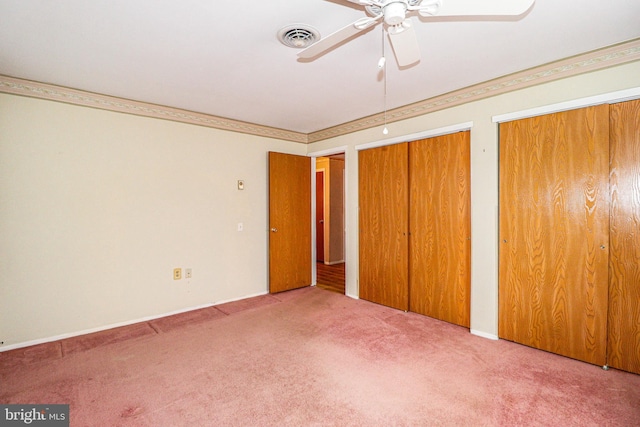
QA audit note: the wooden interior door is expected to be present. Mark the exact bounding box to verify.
[608,99,640,374]
[316,170,325,262]
[269,152,311,293]
[498,105,610,366]
[409,132,471,327]
[359,143,409,311]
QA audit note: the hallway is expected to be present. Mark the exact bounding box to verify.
[316,262,345,294]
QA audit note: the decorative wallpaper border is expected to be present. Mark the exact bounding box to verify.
[1,38,639,144]
[0,77,308,144]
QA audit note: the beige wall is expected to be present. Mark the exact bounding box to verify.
[2,60,639,349]
[307,61,640,338]
[0,94,305,348]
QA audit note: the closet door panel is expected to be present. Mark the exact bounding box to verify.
[359,143,409,311]
[608,99,640,374]
[499,105,610,365]
[409,132,471,327]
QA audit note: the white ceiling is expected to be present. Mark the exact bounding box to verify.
[1,0,639,134]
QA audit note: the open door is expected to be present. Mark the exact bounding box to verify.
[268,152,312,293]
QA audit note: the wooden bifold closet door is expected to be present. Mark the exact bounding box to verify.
[358,143,410,311]
[409,133,471,327]
[608,99,640,374]
[499,105,610,366]
[499,101,640,374]
[358,132,471,326]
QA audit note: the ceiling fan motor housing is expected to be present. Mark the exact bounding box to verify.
[384,1,408,25]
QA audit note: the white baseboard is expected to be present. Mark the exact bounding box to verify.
[1,291,270,353]
[213,291,269,306]
[470,329,499,340]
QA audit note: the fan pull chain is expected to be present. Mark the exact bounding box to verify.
[381,26,388,135]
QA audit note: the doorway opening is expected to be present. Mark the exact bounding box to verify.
[313,152,346,294]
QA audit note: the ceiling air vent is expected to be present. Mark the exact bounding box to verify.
[277,25,321,49]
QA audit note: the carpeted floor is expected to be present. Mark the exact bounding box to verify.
[1,287,639,426]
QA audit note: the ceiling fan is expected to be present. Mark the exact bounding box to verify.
[298,0,536,67]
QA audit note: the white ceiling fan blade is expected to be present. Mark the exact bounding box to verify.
[298,16,381,59]
[388,19,421,67]
[345,0,382,6]
[418,0,535,17]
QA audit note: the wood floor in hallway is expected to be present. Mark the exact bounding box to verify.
[316,262,345,294]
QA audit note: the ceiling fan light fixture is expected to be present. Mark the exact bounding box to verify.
[277,25,321,49]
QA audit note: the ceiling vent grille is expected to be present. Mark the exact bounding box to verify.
[278,25,321,49]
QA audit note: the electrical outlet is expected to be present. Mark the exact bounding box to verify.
[185,268,192,279]
[173,268,182,280]
[237,222,243,232]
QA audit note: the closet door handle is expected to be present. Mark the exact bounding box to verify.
[271,228,278,233]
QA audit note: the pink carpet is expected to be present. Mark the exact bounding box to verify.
[1,287,639,426]
[149,306,227,334]
[61,322,157,356]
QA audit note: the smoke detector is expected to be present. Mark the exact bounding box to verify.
[278,25,321,49]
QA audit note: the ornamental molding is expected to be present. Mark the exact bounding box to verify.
[0,78,308,144]
[1,38,639,144]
